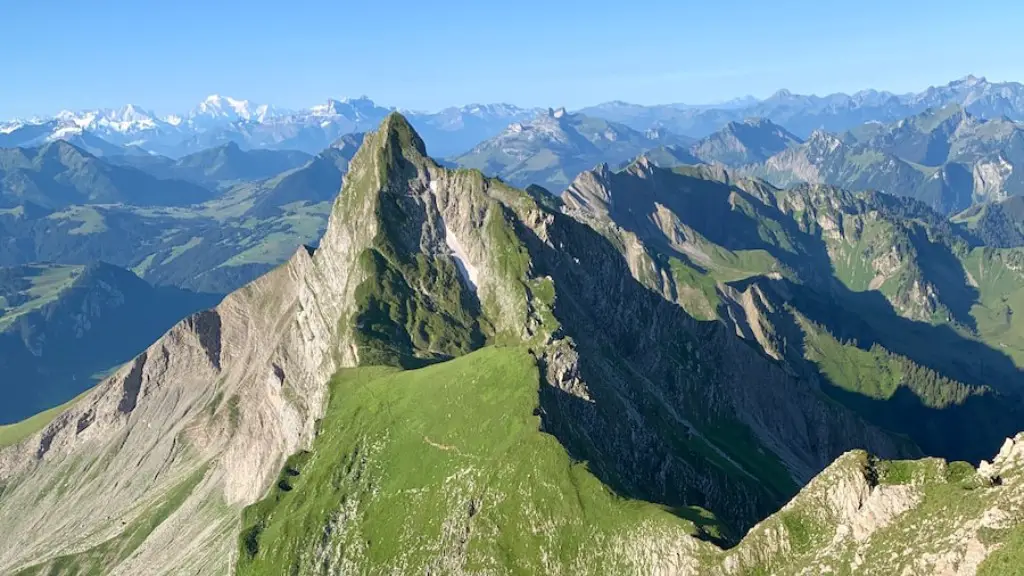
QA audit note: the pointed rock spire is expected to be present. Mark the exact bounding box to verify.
[377,112,427,158]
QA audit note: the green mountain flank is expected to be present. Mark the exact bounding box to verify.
[0,141,214,209]
[0,141,357,294]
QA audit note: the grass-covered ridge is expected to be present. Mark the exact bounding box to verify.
[236,347,718,574]
[235,344,1024,575]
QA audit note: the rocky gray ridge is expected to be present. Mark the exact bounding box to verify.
[691,107,1024,215]
[0,123,392,574]
[0,114,1012,575]
[689,118,802,166]
[562,159,1024,462]
[453,107,691,192]
[694,433,1024,575]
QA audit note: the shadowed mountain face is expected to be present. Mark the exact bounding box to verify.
[0,262,219,424]
[953,195,1024,247]
[0,115,1023,575]
[564,160,1024,463]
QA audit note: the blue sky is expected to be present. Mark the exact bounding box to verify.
[1,0,1021,117]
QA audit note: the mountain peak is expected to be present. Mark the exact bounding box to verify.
[961,74,987,87]
[807,129,844,151]
[911,102,971,131]
[310,96,382,118]
[377,112,427,157]
[311,98,346,116]
[741,116,774,127]
[341,95,376,106]
[192,95,257,120]
[38,137,86,157]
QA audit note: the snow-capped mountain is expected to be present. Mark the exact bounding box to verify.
[7,77,1024,159]
[307,96,386,120]
[1,94,540,157]
[53,104,164,135]
[161,97,395,156]
[184,95,284,129]
[0,120,25,134]
[406,103,540,157]
[0,119,142,156]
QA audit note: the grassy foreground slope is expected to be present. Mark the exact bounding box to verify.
[237,346,719,575]
[238,343,1024,575]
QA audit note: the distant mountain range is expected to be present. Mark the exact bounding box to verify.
[1,96,538,159]
[605,104,1023,215]
[108,141,313,188]
[453,107,691,192]
[0,140,214,209]
[580,75,1024,138]
[0,138,360,294]
[5,75,1023,164]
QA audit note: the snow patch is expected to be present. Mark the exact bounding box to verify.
[48,124,84,139]
[444,223,478,292]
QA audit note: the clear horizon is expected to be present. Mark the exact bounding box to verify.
[1,73,1009,122]
[2,0,1021,119]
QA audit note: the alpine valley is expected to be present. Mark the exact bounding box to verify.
[4,76,1024,576]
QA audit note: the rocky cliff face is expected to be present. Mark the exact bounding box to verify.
[0,115,1020,575]
[0,122,397,574]
[562,161,1024,462]
[711,434,1024,575]
[689,118,802,166]
[0,115,560,575]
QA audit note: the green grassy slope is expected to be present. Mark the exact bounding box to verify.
[0,264,84,330]
[237,347,719,574]
[237,344,1024,575]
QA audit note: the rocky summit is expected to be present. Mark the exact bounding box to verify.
[1,114,1024,575]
